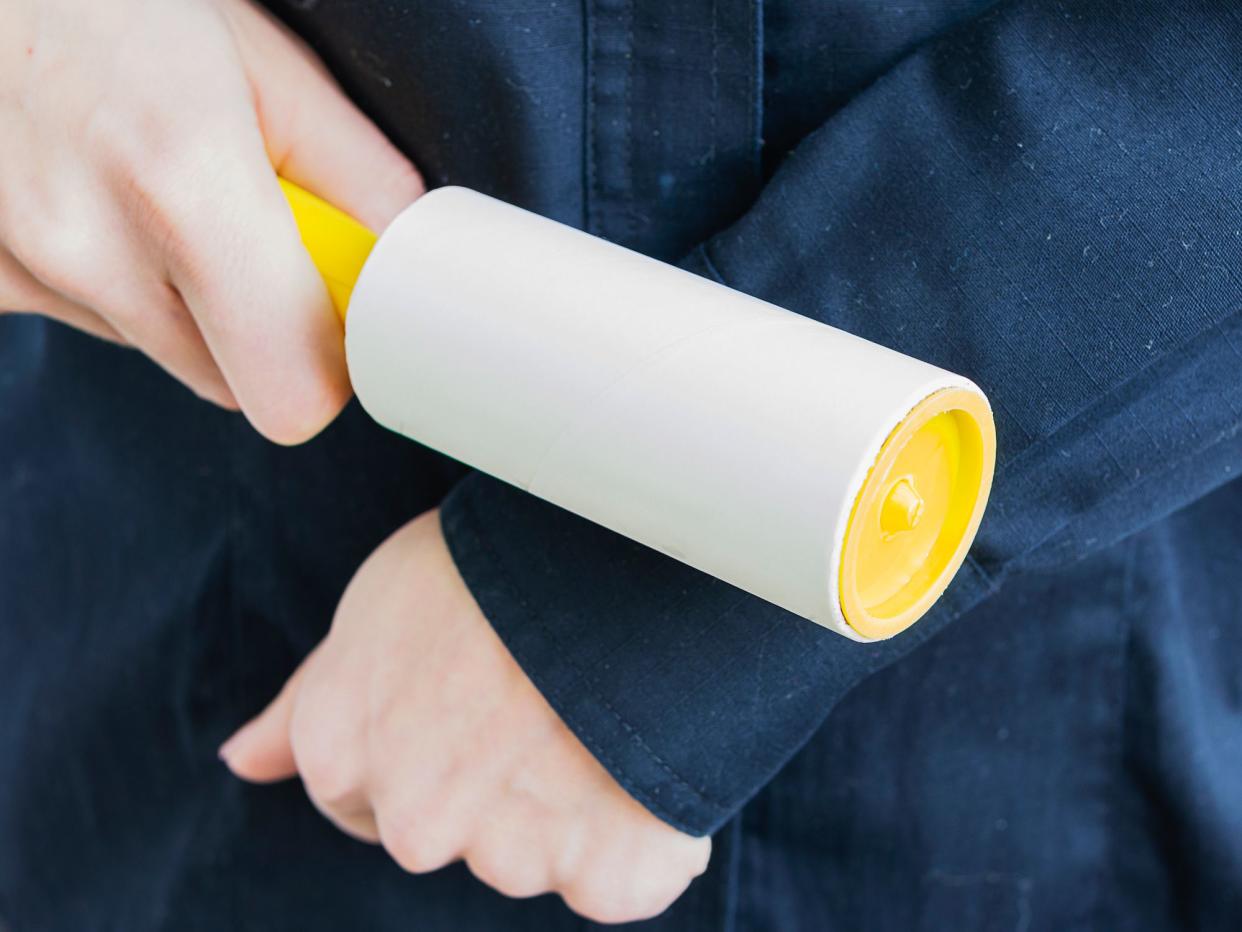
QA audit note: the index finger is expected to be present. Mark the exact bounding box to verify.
[158,138,351,445]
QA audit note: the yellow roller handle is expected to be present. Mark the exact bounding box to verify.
[278,178,378,322]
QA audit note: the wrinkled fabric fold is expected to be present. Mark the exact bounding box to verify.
[439,0,1242,834]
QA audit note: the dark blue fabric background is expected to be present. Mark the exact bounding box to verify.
[2,0,1240,929]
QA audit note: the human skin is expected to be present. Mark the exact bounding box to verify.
[221,510,711,923]
[0,0,421,441]
[2,0,710,921]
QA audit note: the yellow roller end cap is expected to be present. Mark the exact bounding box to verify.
[839,387,996,640]
[278,178,377,322]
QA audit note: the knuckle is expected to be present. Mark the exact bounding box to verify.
[383,815,457,875]
[561,882,634,926]
[291,731,359,807]
[298,755,356,808]
[90,117,234,271]
[644,825,711,872]
[561,866,625,924]
[377,805,462,874]
[465,841,548,900]
[89,100,226,205]
[9,227,95,297]
[2,189,147,319]
[130,185,196,269]
[93,283,156,333]
[87,100,181,175]
[240,374,349,446]
[192,293,348,445]
[561,860,683,925]
[685,836,712,878]
[117,166,208,271]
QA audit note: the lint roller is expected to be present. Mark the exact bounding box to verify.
[280,179,996,641]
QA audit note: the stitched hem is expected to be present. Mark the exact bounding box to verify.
[440,466,1002,837]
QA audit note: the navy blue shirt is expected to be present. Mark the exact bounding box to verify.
[2,0,1241,928]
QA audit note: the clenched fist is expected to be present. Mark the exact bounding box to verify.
[219,510,712,924]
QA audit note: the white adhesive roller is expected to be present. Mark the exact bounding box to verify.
[281,180,996,641]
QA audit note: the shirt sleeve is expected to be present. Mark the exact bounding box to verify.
[438,0,1242,836]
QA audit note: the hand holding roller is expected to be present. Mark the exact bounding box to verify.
[279,178,996,641]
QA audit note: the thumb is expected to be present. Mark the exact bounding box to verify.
[219,655,312,784]
[228,0,425,232]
